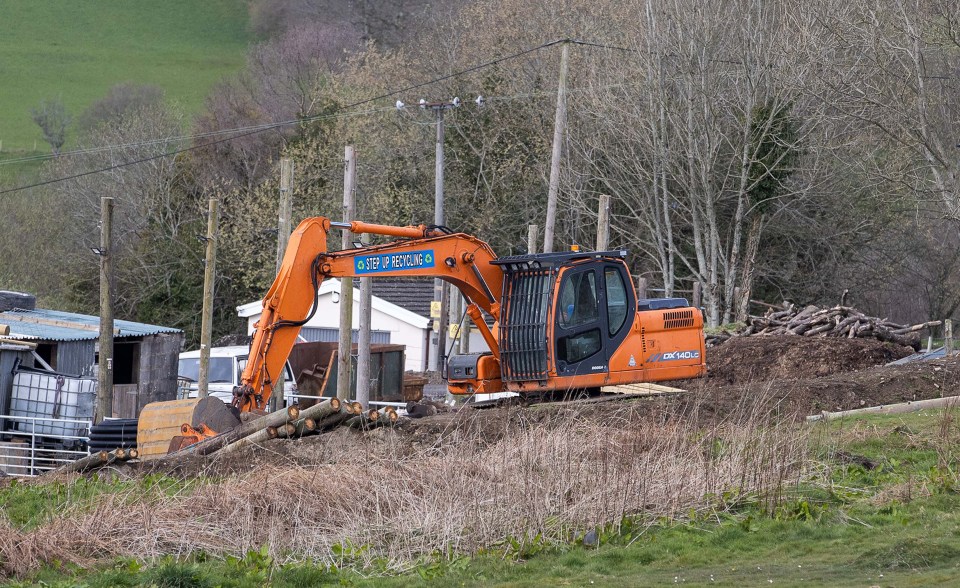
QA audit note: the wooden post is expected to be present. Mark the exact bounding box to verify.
[596,194,611,251]
[692,282,702,309]
[197,197,218,399]
[637,277,648,300]
[527,224,538,254]
[337,146,357,401]
[95,197,114,423]
[542,42,569,254]
[946,319,954,356]
[276,157,294,273]
[356,233,372,408]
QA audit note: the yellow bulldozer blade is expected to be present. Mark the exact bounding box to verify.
[137,397,240,460]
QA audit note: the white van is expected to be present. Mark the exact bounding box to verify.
[177,346,298,406]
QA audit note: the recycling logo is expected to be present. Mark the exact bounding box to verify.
[424,253,433,264]
[356,259,366,271]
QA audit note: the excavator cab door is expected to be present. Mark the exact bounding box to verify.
[553,261,635,377]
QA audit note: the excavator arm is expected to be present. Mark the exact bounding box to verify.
[234,216,504,411]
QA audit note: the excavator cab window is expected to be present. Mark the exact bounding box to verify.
[605,267,628,336]
[556,269,603,367]
[559,270,599,327]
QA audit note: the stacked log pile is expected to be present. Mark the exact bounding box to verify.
[54,398,407,475]
[706,304,940,350]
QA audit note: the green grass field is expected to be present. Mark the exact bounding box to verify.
[4,409,960,587]
[0,0,250,159]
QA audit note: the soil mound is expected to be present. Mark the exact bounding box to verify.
[704,335,913,385]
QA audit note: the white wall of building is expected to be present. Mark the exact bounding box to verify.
[238,281,431,372]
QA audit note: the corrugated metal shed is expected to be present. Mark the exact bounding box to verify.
[0,308,180,342]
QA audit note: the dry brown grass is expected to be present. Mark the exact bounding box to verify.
[0,395,812,577]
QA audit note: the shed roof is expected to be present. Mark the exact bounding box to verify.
[370,279,434,318]
[0,308,182,342]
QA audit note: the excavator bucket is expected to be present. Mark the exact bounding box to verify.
[137,397,241,460]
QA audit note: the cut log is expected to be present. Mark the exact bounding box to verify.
[217,425,280,456]
[314,410,351,432]
[293,397,342,422]
[55,451,110,474]
[891,320,942,335]
[807,395,960,422]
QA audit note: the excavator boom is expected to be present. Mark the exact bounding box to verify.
[234,217,504,411]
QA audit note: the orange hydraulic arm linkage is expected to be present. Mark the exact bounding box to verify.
[233,217,504,412]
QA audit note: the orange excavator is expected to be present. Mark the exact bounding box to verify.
[234,217,705,410]
[138,217,705,457]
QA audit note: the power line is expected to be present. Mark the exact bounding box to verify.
[0,39,569,194]
[0,107,395,167]
[0,37,755,173]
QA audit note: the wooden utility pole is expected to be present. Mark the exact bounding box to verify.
[543,42,569,254]
[527,224,538,254]
[276,158,294,272]
[596,194,611,251]
[434,107,448,372]
[269,158,295,410]
[337,146,357,401]
[419,98,460,371]
[356,232,373,408]
[197,197,219,399]
[95,197,114,423]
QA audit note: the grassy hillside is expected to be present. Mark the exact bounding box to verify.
[0,0,250,157]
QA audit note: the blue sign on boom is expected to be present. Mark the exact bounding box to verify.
[355,249,435,274]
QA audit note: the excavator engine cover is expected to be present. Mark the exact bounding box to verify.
[447,353,491,380]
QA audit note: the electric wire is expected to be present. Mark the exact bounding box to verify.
[0,39,569,195]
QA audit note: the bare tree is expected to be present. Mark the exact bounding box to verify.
[30,97,71,155]
[78,83,164,132]
[566,0,840,326]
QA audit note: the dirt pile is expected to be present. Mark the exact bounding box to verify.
[703,335,913,385]
[683,357,960,417]
[113,336,955,482]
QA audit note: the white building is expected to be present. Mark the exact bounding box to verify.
[237,279,491,372]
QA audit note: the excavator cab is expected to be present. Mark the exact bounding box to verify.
[449,249,705,395]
